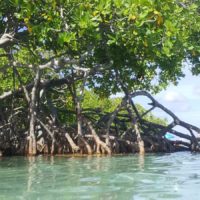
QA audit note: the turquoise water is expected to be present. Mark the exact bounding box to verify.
[0,153,200,200]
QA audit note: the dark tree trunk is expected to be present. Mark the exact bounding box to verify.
[105,98,127,147]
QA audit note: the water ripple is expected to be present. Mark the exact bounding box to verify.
[0,153,200,199]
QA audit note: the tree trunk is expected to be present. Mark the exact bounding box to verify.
[84,118,111,154]
[70,70,92,154]
[105,98,126,147]
[28,69,40,156]
[65,132,80,152]
[134,123,145,154]
[76,98,92,154]
[51,136,55,155]
[126,103,145,154]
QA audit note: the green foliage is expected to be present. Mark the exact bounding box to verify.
[83,90,121,113]
[0,0,200,102]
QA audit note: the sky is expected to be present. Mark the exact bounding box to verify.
[154,68,200,128]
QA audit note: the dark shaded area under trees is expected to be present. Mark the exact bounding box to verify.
[1,84,200,156]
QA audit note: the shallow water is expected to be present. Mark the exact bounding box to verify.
[0,152,200,200]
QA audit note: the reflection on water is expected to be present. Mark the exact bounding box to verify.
[138,154,145,170]
[0,153,200,199]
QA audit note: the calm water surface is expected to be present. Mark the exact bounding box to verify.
[0,152,200,200]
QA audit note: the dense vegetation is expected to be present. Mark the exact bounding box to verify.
[0,0,200,156]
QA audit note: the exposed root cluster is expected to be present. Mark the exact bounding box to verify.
[0,90,199,156]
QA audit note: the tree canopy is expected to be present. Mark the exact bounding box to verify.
[1,0,200,94]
